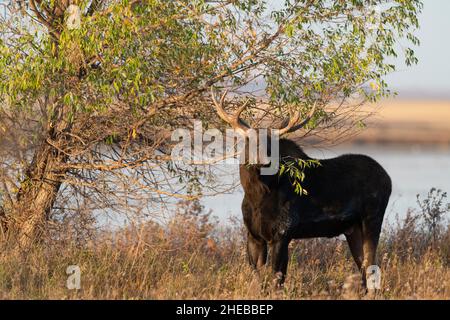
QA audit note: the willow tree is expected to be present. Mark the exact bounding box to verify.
[0,0,422,248]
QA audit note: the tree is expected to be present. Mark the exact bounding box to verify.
[0,0,422,248]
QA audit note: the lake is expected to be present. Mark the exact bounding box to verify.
[202,144,450,225]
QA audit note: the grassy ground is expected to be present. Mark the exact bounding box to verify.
[0,199,449,300]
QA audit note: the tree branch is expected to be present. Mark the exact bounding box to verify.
[29,0,53,29]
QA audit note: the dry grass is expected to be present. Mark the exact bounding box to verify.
[0,198,449,300]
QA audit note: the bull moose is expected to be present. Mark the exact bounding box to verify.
[211,89,392,289]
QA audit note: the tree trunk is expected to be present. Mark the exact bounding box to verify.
[12,105,72,250]
[13,144,65,248]
[5,1,77,250]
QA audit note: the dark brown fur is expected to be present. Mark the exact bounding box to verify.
[240,139,392,288]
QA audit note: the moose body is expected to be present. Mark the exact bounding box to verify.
[210,88,392,288]
[240,139,392,287]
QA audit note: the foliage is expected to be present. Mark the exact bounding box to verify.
[279,157,321,195]
[0,0,424,131]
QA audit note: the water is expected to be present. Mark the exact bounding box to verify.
[202,145,450,225]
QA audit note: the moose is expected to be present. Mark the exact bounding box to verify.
[211,89,392,289]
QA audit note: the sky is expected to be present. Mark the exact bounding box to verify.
[383,0,450,97]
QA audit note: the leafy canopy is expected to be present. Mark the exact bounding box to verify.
[0,0,422,122]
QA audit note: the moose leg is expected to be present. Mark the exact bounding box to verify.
[362,235,379,281]
[345,224,366,291]
[359,194,387,292]
[268,239,289,289]
[247,232,267,270]
[345,224,364,271]
[361,218,383,291]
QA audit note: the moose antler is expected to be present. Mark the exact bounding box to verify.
[211,87,317,136]
[278,101,318,136]
[211,87,251,136]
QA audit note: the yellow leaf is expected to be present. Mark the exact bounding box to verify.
[370,82,379,91]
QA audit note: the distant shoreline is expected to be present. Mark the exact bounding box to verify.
[336,99,450,147]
